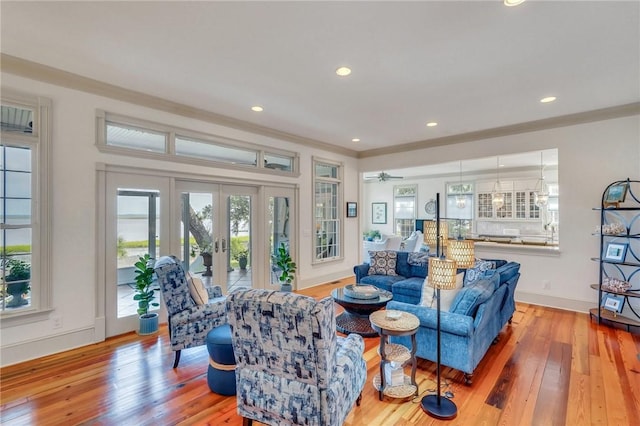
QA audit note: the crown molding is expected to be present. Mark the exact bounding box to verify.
[358,102,640,159]
[0,54,359,158]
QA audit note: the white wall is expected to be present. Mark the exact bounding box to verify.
[0,74,361,366]
[362,115,640,313]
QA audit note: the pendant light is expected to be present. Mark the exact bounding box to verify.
[491,157,504,209]
[534,151,549,207]
[456,161,466,209]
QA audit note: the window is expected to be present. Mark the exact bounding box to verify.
[446,182,474,239]
[1,92,52,320]
[394,185,416,238]
[97,110,299,176]
[313,159,341,261]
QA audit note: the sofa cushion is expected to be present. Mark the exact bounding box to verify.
[420,272,464,310]
[368,251,398,276]
[450,274,498,316]
[464,260,495,286]
[497,262,520,285]
[407,252,429,266]
[360,274,405,293]
[396,251,428,279]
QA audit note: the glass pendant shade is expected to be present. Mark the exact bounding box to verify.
[534,152,549,207]
[446,240,475,269]
[456,195,466,209]
[491,157,504,209]
[428,258,458,290]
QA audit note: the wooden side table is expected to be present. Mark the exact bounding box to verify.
[369,310,419,401]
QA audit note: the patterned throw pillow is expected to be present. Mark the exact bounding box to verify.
[407,252,430,266]
[187,274,208,305]
[463,260,495,286]
[420,272,464,310]
[368,251,398,276]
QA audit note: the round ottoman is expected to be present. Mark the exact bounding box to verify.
[206,324,237,395]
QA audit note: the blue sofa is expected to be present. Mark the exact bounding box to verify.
[387,260,521,384]
[353,251,428,304]
[354,251,521,384]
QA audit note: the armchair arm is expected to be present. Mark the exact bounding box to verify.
[207,285,223,299]
[387,300,474,337]
[353,264,371,283]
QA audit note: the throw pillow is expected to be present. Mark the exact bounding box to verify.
[463,259,495,286]
[407,252,429,266]
[187,274,208,305]
[420,272,464,310]
[368,251,398,276]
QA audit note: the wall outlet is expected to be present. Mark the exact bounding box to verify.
[542,280,551,290]
[52,315,62,329]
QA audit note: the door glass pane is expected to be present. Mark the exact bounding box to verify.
[269,196,290,285]
[116,190,160,318]
[228,195,251,291]
[180,192,214,277]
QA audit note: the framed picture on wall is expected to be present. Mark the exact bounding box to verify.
[372,202,387,224]
[346,202,358,218]
[604,182,629,204]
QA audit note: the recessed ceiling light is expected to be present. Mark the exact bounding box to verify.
[336,66,352,77]
[540,96,557,103]
[352,138,360,142]
[251,106,263,112]
[504,0,525,6]
[426,122,438,127]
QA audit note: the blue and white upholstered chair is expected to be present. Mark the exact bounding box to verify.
[154,256,227,368]
[226,288,367,426]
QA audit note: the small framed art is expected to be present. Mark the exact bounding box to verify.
[346,202,358,218]
[372,202,387,224]
[601,293,625,314]
[603,242,628,263]
[604,182,629,207]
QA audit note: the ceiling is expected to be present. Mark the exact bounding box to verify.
[1,1,638,166]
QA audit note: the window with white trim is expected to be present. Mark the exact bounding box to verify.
[1,92,52,319]
[313,159,341,262]
[394,185,417,238]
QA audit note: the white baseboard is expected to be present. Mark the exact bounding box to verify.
[0,326,98,367]
[516,291,593,313]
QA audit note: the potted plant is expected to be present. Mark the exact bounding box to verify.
[191,240,213,276]
[4,259,31,307]
[275,243,296,292]
[234,249,249,271]
[133,253,160,335]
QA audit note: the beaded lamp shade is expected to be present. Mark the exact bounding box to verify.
[428,258,458,290]
[446,240,475,269]
[423,221,448,248]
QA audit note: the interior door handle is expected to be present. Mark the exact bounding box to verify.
[222,238,227,253]
[214,239,219,253]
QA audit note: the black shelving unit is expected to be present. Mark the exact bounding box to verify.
[590,178,640,332]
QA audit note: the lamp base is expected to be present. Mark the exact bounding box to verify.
[421,395,457,420]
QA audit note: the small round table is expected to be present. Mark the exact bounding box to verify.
[369,310,419,401]
[331,286,393,337]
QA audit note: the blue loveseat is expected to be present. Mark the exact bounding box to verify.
[354,251,521,384]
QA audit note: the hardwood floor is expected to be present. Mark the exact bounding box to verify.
[1,279,639,425]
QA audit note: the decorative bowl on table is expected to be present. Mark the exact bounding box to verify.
[385,310,403,320]
[344,284,379,300]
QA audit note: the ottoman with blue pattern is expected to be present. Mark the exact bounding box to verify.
[206,324,236,395]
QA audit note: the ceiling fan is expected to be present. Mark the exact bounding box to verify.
[364,171,404,182]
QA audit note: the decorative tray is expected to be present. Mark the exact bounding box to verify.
[344,284,379,300]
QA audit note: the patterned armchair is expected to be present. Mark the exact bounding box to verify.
[154,256,227,368]
[226,288,367,426]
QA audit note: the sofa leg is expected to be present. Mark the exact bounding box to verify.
[356,392,363,406]
[464,373,473,385]
[508,315,513,324]
[492,336,500,345]
[243,418,253,426]
[172,350,182,369]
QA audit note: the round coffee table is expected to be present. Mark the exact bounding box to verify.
[331,286,393,337]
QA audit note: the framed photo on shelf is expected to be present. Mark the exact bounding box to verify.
[604,182,629,207]
[346,202,358,218]
[603,242,628,263]
[372,202,387,224]
[601,293,625,314]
